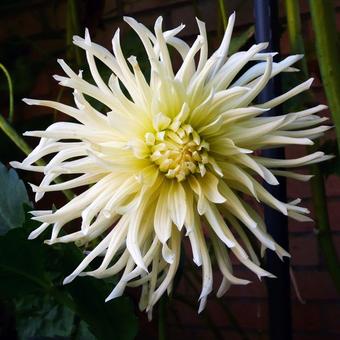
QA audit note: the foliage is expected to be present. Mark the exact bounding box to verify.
[0,162,29,235]
[0,163,138,339]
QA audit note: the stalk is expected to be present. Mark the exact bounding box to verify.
[0,114,74,201]
[309,0,340,152]
[67,0,82,67]
[285,0,340,291]
[0,114,32,156]
[0,64,14,123]
[310,158,340,290]
[217,0,227,30]
[158,297,167,340]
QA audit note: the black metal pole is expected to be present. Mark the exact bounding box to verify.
[253,1,292,340]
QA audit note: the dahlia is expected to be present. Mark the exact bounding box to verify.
[12,13,330,316]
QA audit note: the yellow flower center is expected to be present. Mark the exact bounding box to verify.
[145,121,209,181]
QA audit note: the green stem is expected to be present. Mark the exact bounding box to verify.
[0,114,31,155]
[158,296,167,340]
[0,114,74,201]
[285,0,340,292]
[310,156,340,291]
[309,0,340,153]
[217,0,227,30]
[67,0,82,67]
[285,1,307,72]
[0,64,14,123]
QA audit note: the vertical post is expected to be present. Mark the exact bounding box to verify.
[253,1,292,340]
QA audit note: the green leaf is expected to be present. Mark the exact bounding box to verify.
[15,294,74,340]
[229,26,254,54]
[0,228,51,298]
[47,243,138,340]
[0,162,30,235]
[0,214,138,339]
[76,321,97,340]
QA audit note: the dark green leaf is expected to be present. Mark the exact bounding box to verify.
[0,228,51,297]
[46,243,138,340]
[15,294,74,340]
[0,162,30,235]
[75,321,97,340]
[0,213,138,339]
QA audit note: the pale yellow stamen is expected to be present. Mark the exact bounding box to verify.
[147,119,210,181]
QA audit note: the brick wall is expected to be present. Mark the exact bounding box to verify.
[1,1,340,339]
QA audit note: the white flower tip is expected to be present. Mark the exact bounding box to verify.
[155,16,163,27]
[28,182,39,192]
[113,27,120,41]
[123,16,136,26]
[53,74,68,84]
[22,98,40,105]
[105,288,123,302]
[162,243,175,264]
[195,17,203,25]
[44,239,55,245]
[293,54,304,61]
[28,230,39,240]
[84,27,91,45]
[318,104,328,110]
[306,77,314,88]
[198,297,207,314]
[128,55,137,66]
[147,309,153,322]
[9,161,20,168]
[56,58,65,66]
[258,41,269,50]
[229,11,236,22]
[63,274,77,285]
[261,272,276,279]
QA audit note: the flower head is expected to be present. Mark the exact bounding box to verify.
[12,13,331,316]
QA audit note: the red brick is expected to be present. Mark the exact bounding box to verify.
[321,303,340,331]
[289,218,315,233]
[328,200,340,231]
[334,236,340,259]
[123,0,188,15]
[228,301,268,331]
[293,335,340,340]
[169,299,204,327]
[292,271,339,300]
[287,177,312,201]
[227,272,267,299]
[289,234,319,266]
[292,302,321,331]
[325,175,340,198]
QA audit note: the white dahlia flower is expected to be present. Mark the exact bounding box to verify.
[12,13,330,315]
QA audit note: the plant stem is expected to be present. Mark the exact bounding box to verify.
[285,1,307,73]
[158,297,167,340]
[285,0,340,292]
[67,0,82,67]
[217,0,227,30]
[0,64,14,123]
[0,114,32,155]
[310,157,340,291]
[309,0,340,153]
[0,114,74,201]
